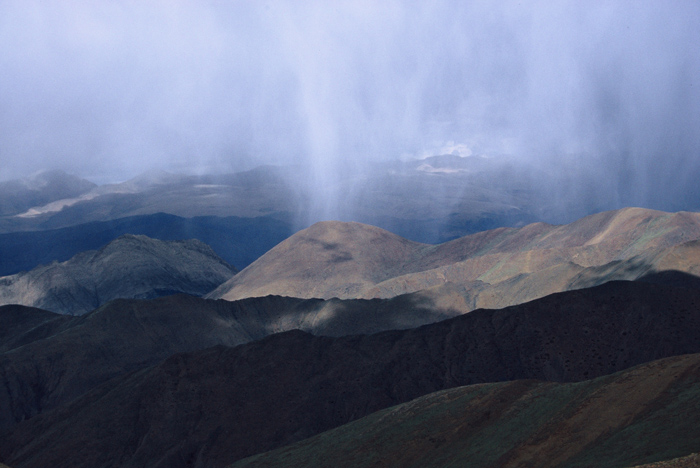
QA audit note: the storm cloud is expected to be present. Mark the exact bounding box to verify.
[1,1,699,214]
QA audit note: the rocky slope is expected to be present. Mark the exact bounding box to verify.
[0,305,73,353]
[633,454,700,468]
[0,234,236,314]
[3,280,700,468]
[209,208,700,311]
[232,353,700,468]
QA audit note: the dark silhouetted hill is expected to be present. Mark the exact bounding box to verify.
[3,280,700,468]
[0,290,462,433]
[232,353,700,468]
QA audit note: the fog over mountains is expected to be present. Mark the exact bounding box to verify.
[1,2,699,223]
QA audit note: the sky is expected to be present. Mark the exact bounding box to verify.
[1,1,699,212]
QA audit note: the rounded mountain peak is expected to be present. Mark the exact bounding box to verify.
[207,221,425,301]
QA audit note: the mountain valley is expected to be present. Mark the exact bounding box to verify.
[0,212,293,277]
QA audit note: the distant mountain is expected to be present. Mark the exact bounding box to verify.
[232,353,700,468]
[0,166,298,233]
[0,160,541,244]
[3,280,700,468]
[0,234,236,315]
[0,170,96,217]
[0,212,293,277]
[209,208,700,312]
[3,156,698,245]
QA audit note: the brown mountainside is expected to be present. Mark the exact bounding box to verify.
[209,208,700,308]
[633,454,700,468]
[208,220,424,300]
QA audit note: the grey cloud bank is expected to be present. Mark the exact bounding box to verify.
[1,1,699,217]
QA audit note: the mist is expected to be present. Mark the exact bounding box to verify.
[1,1,699,221]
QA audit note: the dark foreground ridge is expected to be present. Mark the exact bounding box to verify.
[232,353,700,468]
[0,291,460,433]
[2,280,700,468]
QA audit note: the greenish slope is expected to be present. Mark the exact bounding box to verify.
[232,353,700,468]
[633,453,700,467]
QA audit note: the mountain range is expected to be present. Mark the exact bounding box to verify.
[0,170,97,218]
[0,235,236,315]
[2,280,700,467]
[0,156,555,242]
[0,291,464,434]
[5,205,697,321]
[2,169,700,468]
[209,208,700,311]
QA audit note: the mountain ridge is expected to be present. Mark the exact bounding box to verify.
[3,279,700,468]
[0,170,96,217]
[0,212,293,276]
[0,234,237,314]
[231,353,700,468]
[209,208,700,310]
[0,289,464,433]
